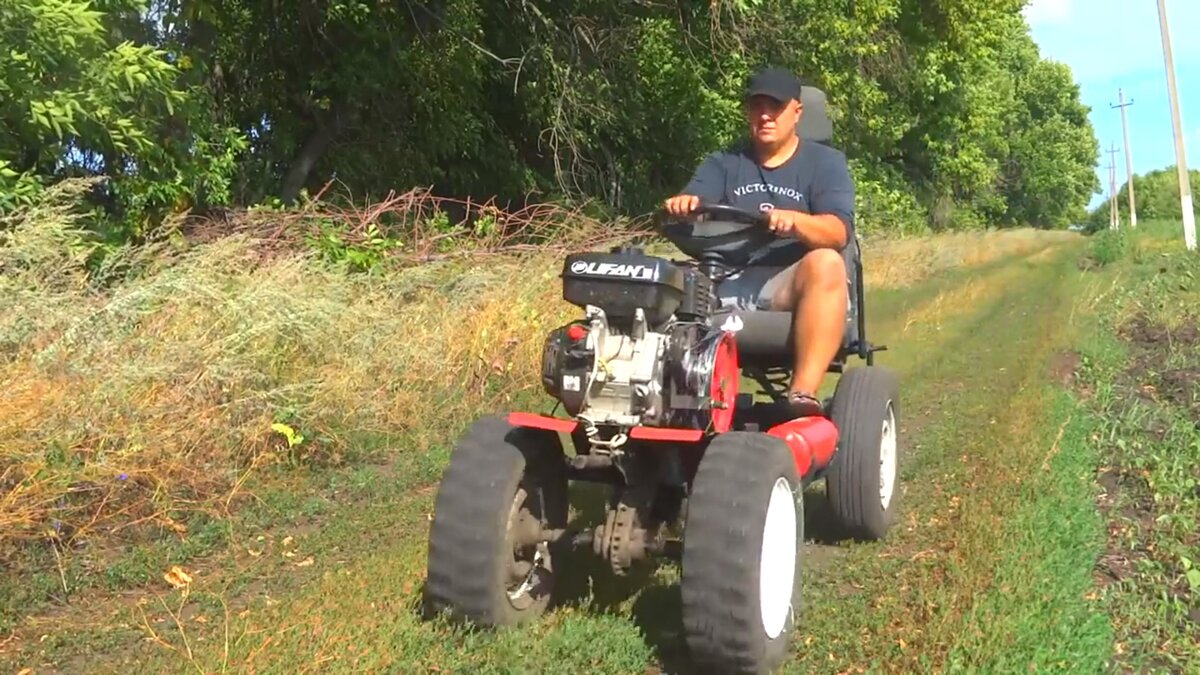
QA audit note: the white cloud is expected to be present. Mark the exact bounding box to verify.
[1023,0,1072,25]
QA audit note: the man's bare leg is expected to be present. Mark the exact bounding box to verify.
[770,249,848,414]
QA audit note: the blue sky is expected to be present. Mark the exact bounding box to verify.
[1024,0,1199,209]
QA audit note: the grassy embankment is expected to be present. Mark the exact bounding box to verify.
[5,184,1195,672]
[1067,221,1200,672]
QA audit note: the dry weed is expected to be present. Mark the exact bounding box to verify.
[900,273,1002,334]
[0,182,1081,556]
[182,183,650,266]
[864,228,1079,289]
[0,183,606,553]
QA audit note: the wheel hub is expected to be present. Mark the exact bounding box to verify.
[594,480,658,575]
[504,488,553,610]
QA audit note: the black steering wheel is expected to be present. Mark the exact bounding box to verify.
[689,202,770,227]
[657,201,780,268]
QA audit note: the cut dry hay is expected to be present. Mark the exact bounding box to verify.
[0,181,636,556]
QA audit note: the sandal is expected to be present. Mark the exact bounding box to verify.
[785,391,825,419]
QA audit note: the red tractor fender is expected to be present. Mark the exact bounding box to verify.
[506,413,707,442]
[509,412,841,481]
[767,416,840,479]
[507,412,578,433]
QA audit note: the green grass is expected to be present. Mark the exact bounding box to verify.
[941,386,1111,671]
[779,237,1117,672]
[1062,220,1200,672]
[1084,227,1131,267]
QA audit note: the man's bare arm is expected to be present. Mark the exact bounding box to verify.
[767,210,849,250]
[784,147,856,251]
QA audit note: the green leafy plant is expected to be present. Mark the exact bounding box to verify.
[1088,228,1130,267]
[305,220,403,273]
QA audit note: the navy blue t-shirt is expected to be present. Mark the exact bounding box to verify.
[681,138,855,266]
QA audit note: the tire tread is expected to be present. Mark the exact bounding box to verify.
[826,366,900,541]
[425,416,565,627]
[681,431,801,674]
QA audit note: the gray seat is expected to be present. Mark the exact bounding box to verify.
[797,85,834,145]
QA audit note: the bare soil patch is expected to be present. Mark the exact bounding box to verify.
[1050,349,1081,386]
[1120,314,1200,415]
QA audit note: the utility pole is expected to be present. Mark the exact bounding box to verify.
[1111,161,1119,230]
[1156,0,1196,250]
[1106,144,1121,229]
[1111,89,1137,227]
[1104,158,1116,230]
[1107,160,1116,230]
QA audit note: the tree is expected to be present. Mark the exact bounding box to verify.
[0,0,244,229]
[0,0,1102,236]
[1089,166,1200,229]
[997,30,1101,228]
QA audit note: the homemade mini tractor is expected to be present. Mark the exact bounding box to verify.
[423,87,901,675]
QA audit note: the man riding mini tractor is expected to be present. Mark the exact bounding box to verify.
[423,68,901,674]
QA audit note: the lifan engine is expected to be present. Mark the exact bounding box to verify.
[540,246,738,442]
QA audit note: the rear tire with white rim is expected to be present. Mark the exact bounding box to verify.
[680,431,803,674]
[825,366,901,542]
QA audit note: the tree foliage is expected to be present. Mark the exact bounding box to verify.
[1,0,1102,235]
[0,0,245,231]
[1089,166,1200,230]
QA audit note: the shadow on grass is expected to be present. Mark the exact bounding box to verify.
[549,481,692,672]
[548,478,847,674]
[801,481,848,546]
[410,472,849,675]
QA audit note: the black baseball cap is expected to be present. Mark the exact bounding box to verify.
[743,66,803,103]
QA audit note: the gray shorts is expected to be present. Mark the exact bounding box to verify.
[715,264,796,311]
[715,261,853,312]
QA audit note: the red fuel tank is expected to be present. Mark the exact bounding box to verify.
[767,416,840,478]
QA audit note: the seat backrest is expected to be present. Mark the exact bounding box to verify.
[842,234,862,347]
[797,86,834,145]
[798,85,857,345]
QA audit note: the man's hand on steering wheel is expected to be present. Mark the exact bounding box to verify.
[765,208,806,237]
[664,194,699,216]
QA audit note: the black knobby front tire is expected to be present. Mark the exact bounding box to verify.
[680,432,804,675]
[825,366,901,541]
[424,415,569,628]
